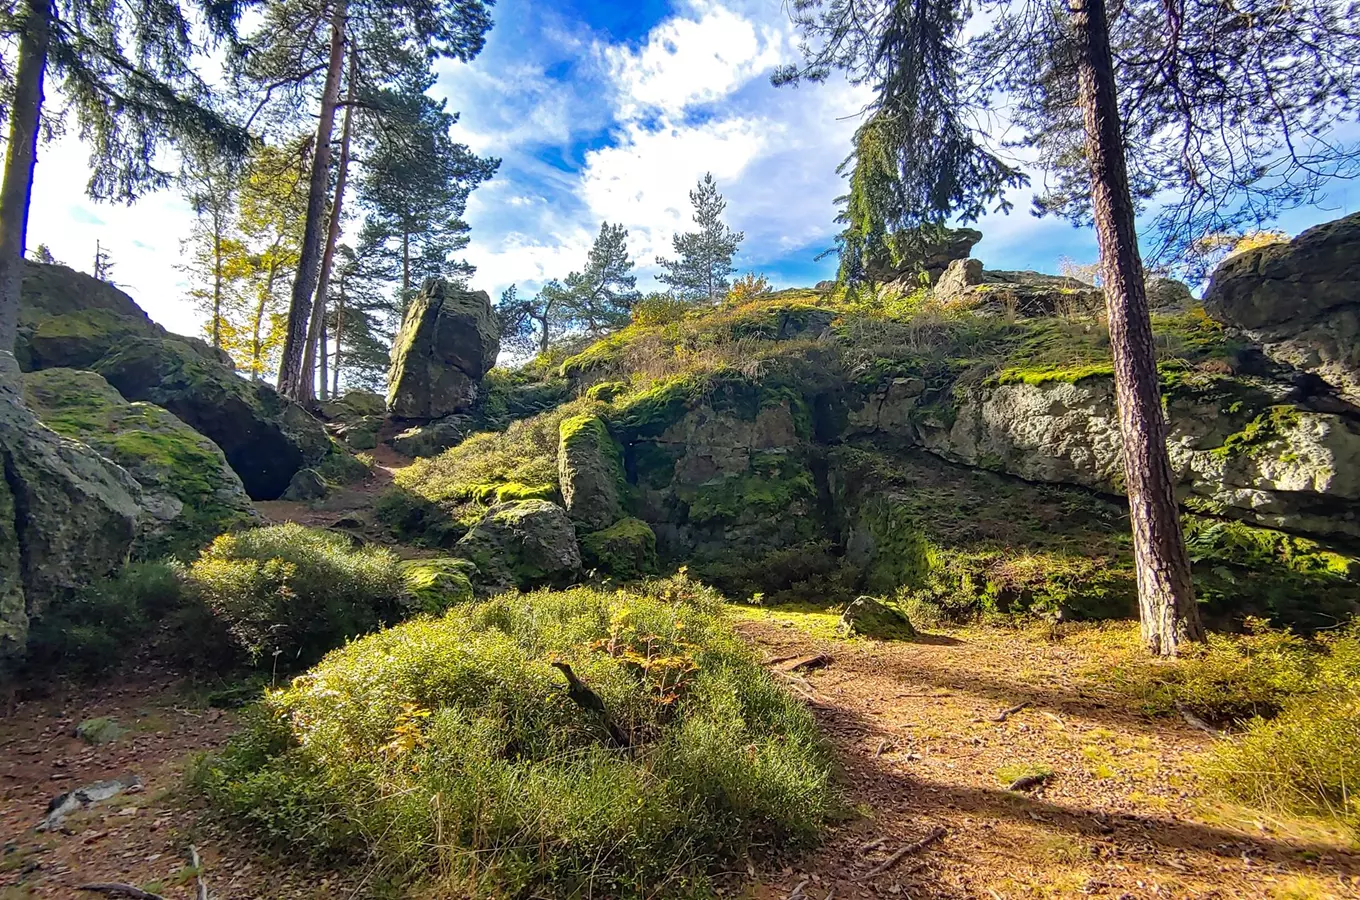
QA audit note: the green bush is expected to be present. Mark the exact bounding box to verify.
[1200,622,1360,835]
[24,561,186,677]
[195,573,832,897]
[187,524,409,668]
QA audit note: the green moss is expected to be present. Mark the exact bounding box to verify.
[851,496,932,595]
[1212,405,1302,460]
[401,558,478,613]
[314,443,371,484]
[580,517,658,580]
[685,453,816,525]
[585,380,628,402]
[467,482,557,504]
[993,362,1115,386]
[608,376,704,441]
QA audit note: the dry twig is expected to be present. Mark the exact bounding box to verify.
[77,886,167,900]
[189,845,209,900]
[860,826,946,880]
[991,702,1029,722]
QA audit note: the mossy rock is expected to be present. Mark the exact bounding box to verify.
[319,390,386,422]
[94,336,330,500]
[401,558,478,613]
[22,368,256,560]
[387,279,500,419]
[75,716,127,745]
[839,596,917,640]
[453,500,581,595]
[580,518,657,580]
[558,413,625,531]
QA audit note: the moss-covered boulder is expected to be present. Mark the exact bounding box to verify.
[319,390,385,422]
[94,337,331,500]
[282,468,328,502]
[839,596,917,640]
[454,499,581,595]
[580,517,657,579]
[22,368,256,558]
[0,379,141,664]
[401,557,477,612]
[1204,212,1360,401]
[558,413,625,531]
[387,279,499,419]
[16,261,227,371]
[388,414,477,458]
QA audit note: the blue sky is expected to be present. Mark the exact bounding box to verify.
[24,0,1360,337]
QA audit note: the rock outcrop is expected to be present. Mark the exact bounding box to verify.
[22,368,256,557]
[94,337,333,500]
[454,499,581,594]
[558,414,624,531]
[580,518,657,580]
[0,380,141,663]
[387,279,499,419]
[848,370,1360,540]
[1205,213,1360,401]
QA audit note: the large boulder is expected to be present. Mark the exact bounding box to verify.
[580,517,658,580]
[94,337,332,500]
[387,279,500,419]
[453,499,581,595]
[870,227,984,286]
[558,414,625,531]
[849,370,1360,540]
[0,380,141,663]
[22,369,256,558]
[16,261,229,371]
[1204,213,1360,401]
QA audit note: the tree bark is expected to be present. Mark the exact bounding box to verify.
[332,281,345,396]
[0,0,50,381]
[401,230,410,310]
[1070,0,1204,655]
[299,45,357,404]
[252,262,279,382]
[277,0,347,398]
[318,308,328,401]
[212,228,223,349]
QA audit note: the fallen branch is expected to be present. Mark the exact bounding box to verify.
[77,886,167,900]
[764,653,801,667]
[859,836,887,854]
[1174,701,1223,738]
[786,653,833,673]
[860,826,946,880]
[990,702,1029,723]
[786,877,810,899]
[874,738,891,757]
[189,845,209,900]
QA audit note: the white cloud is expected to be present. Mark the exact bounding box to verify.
[603,3,786,119]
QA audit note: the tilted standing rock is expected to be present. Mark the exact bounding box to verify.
[1204,212,1360,402]
[387,278,500,419]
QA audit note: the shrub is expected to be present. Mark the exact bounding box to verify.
[1200,622,1360,835]
[186,524,409,668]
[24,561,187,677]
[725,273,772,304]
[196,574,832,897]
[631,293,691,327]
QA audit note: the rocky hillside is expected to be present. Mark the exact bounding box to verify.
[377,215,1360,631]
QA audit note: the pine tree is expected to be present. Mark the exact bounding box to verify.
[238,0,494,399]
[180,143,244,350]
[656,174,744,301]
[357,78,498,313]
[560,222,640,334]
[0,0,250,381]
[779,0,1360,655]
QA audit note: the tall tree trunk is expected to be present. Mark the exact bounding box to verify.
[1070,0,1204,656]
[300,46,357,404]
[0,0,49,381]
[277,0,347,398]
[252,263,278,382]
[318,310,329,401]
[212,228,223,349]
[332,281,345,396]
[401,230,410,309]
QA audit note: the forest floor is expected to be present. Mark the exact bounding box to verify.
[3,458,1357,899]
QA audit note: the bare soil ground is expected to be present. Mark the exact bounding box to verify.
[4,476,1356,898]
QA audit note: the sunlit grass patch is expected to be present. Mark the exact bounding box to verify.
[194,573,833,898]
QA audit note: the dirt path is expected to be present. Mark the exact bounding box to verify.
[739,613,1360,900]
[3,608,1356,898]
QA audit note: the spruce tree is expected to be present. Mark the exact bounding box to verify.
[780,0,1360,655]
[0,0,250,380]
[656,174,744,301]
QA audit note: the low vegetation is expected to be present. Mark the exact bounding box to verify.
[194,574,833,897]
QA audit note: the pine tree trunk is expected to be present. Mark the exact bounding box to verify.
[1070,0,1204,656]
[401,231,410,309]
[332,283,345,396]
[318,310,329,401]
[299,47,357,404]
[277,0,347,398]
[212,229,223,349]
[0,0,50,382]
[252,263,278,382]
